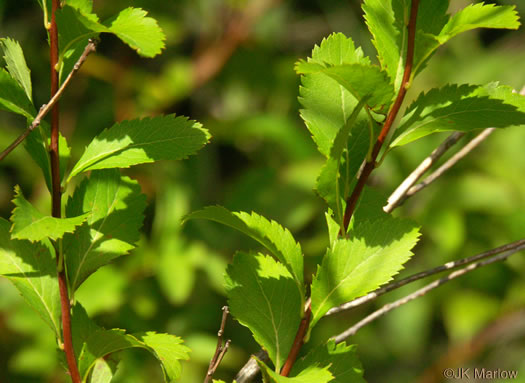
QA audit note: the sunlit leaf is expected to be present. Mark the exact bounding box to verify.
[10,185,88,242]
[63,170,146,291]
[0,218,60,338]
[69,115,210,179]
[226,253,302,371]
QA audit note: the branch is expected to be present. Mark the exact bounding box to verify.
[385,128,495,212]
[204,306,231,383]
[280,301,311,376]
[342,0,421,230]
[331,243,525,344]
[326,238,525,316]
[0,39,97,162]
[384,131,465,212]
[49,2,82,382]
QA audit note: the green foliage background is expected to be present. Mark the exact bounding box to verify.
[1,1,525,382]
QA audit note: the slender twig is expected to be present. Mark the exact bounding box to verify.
[404,128,495,197]
[385,128,495,212]
[384,131,465,212]
[331,244,525,343]
[0,40,97,162]
[342,0,420,231]
[50,1,81,382]
[326,238,525,315]
[280,302,311,376]
[204,306,231,383]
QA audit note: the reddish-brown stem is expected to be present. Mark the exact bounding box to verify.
[280,302,311,377]
[342,0,420,231]
[50,1,81,382]
[50,0,61,219]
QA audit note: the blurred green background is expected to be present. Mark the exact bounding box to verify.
[1,1,525,382]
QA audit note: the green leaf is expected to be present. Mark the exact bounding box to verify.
[296,63,393,111]
[0,38,32,101]
[0,68,35,119]
[257,359,333,383]
[69,115,210,179]
[57,5,165,82]
[291,340,365,383]
[390,83,525,148]
[316,102,370,228]
[184,206,304,298]
[56,5,104,83]
[137,332,191,381]
[105,7,165,58]
[309,32,370,67]
[310,217,420,329]
[71,304,190,382]
[297,33,372,156]
[0,218,61,338]
[225,253,302,371]
[362,0,449,88]
[10,185,88,242]
[438,3,520,44]
[362,0,407,89]
[63,169,146,291]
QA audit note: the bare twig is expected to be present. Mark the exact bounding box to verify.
[342,0,421,231]
[385,84,525,212]
[390,128,495,209]
[384,131,465,212]
[326,238,525,315]
[331,244,525,343]
[204,306,231,383]
[0,39,97,162]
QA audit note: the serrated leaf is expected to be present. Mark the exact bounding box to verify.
[184,206,304,298]
[296,63,393,111]
[10,185,88,242]
[105,7,165,58]
[363,0,451,86]
[310,33,371,67]
[226,253,302,371]
[70,304,190,382]
[69,115,209,179]
[0,68,35,118]
[57,5,164,82]
[438,3,520,44]
[390,83,525,148]
[362,0,408,89]
[257,359,333,383]
[0,38,32,101]
[63,170,146,291]
[297,33,372,156]
[56,5,105,83]
[291,341,365,383]
[310,217,420,329]
[0,218,61,338]
[137,332,191,381]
